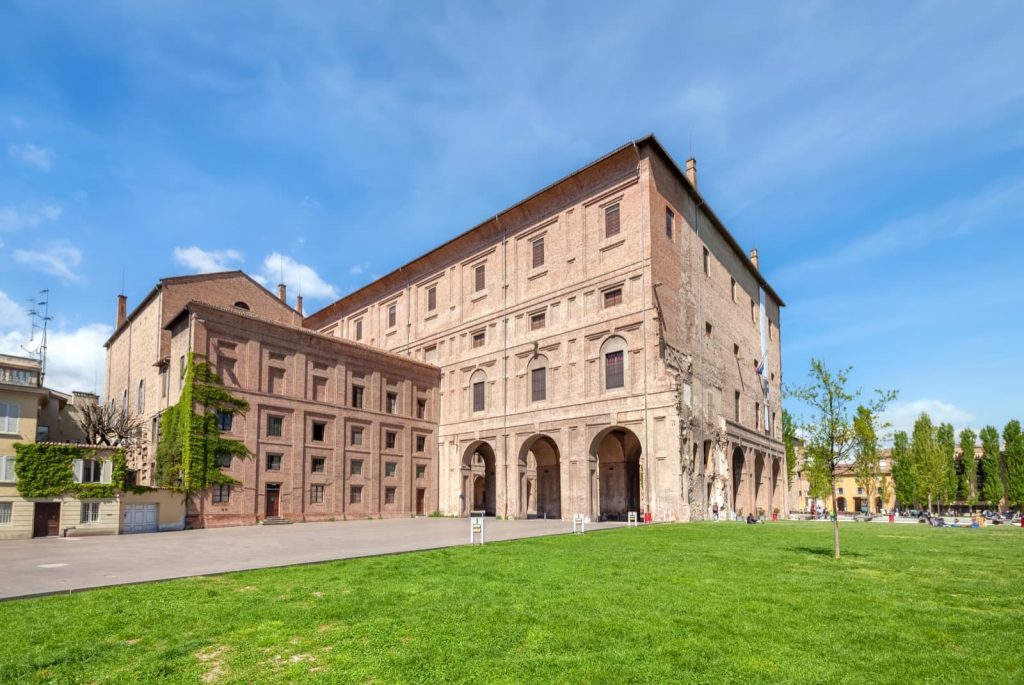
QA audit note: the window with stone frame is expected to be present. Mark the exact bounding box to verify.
[350,485,363,504]
[702,247,710,276]
[386,391,398,414]
[530,311,546,330]
[354,319,363,341]
[427,286,437,312]
[350,459,363,476]
[385,461,397,477]
[532,236,545,268]
[472,330,485,348]
[604,202,620,238]
[385,486,397,505]
[311,457,326,473]
[416,435,426,452]
[311,420,327,442]
[266,453,283,471]
[351,384,364,408]
[416,398,427,419]
[531,366,547,402]
[385,431,397,450]
[415,464,427,479]
[212,484,230,504]
[387,303,397,328]
[474,263,486,292]
[605,351,623,389]
[471,372,486,413]
[310,484,325,504]
[267,415,283,437]
[351,426,363,445]
[603,287,622,308]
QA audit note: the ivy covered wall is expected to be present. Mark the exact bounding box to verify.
[13,444,130,499]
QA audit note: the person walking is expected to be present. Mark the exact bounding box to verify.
[712,502,720,521]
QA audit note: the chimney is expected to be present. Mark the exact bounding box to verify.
[277,283,287,303]
[685,157,698,189]
[295,295,303,316]
[749,248,759,270]
[116,294,127,328]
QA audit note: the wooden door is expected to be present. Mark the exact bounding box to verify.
[416,488,426,516]
[266,486,280,517]
[33,503,61,537]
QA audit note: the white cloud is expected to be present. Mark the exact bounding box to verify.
[173,246,243,273]
[0,290,30,330]
[13,243,83,283]
[881,399,976,436]
[349,261,370,276]
[0,204,62,232]
[8,143,55,171]
[254,253,338,300]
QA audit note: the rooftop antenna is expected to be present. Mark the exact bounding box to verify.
[22,288,52,385]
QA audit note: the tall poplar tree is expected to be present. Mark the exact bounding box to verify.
[911,414,942,514]
[852,405,882,514]
[1003,420,1024,513]
[936,422,956,509]
[978,426,1003,507]
[891,430,915,509]
[782,409,797,484]
[957,428,977,505]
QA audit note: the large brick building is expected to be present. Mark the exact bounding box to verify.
[107,134,785,526]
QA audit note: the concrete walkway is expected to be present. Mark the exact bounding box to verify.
[0,517,626,600]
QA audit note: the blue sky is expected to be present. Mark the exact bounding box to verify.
[1,1,1021,435]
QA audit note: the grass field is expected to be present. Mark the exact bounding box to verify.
[2,522,1022,684]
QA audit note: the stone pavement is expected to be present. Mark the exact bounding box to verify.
[0,517,626,600]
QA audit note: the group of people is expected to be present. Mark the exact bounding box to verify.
[709,503,765,524]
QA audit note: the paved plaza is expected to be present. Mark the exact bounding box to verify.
[0,517,625,600]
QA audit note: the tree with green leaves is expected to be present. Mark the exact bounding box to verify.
[852,405,883,514]
[788,359,896,559]
[156,353,251,521]
[782,409,797,484]
[957,428,977,506]
[912,414,947,514]
[936,422,956,510]
[1003,420,1024,513]
[978,426,1003,507]
[891,430,915,510]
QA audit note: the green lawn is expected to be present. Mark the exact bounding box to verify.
[2,522,1022,684]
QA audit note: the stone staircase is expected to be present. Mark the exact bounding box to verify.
[261,516,293,526]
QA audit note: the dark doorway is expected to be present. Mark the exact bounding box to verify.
[461,442,496,516]
[592,427,642,520]
[416,488,426,516]
[33,502,61,538]
[266,485,281,517]
[520,435,562,519]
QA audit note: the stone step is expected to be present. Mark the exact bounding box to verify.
[261,517,293,525]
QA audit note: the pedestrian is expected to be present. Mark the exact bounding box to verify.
[712,502,719,521]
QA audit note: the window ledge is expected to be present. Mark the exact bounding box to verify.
[528,269,548,282]
[600,238,625,253]
[424,312,438,321]
[470,290,488,302]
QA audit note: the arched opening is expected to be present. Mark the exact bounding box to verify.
[731,447,746,515]
[519,434,561,518]
[599,336,629,392]
[754,453,768,515]
[461,442,496,516]
[234,301,250,310]
[590,426,641,521]
[771,457,784,513]
[837,497,847,512]
[704,440,714,507]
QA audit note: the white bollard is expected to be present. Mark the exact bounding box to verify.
[470,513,485,545]
[627,511,639,527]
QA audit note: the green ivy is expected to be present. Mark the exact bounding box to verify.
[12,444,138,499]
[156,352,251,495]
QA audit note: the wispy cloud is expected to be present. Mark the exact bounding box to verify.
[173,246,243,273]
[13,242,84,283]
[8,143,55,170]
[253,253,338,300]
[349,261,370,276]
[882,399,976,435]
[0,204,62,232]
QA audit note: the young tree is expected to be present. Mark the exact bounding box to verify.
[936,422,956,510]
[911,414,943,514]
[1003,420,1024,513]
[782,409,797,484]
[852,405,882,514]
[891,430,915,509]
[957,428,977,506]
[788,359,896,559]
[978,426,1003,507]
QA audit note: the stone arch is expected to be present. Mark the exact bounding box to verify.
[836,496,847,513]
[771,457,785,513]
[518,434,561,518]
[234,301,250,310]
[590,426,642,520]
[599,335,629,391]
[754,452,769,515]
[461,441,496,516]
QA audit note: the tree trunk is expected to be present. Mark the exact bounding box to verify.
[830,477,841,559]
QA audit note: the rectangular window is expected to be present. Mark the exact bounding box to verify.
[355,319,363,341]
[424,346,437,364]
[604,203,620,238]
[212,484,230,504]
[605,351,624,390]
[665,207,674,239]
[731,278,737,303]
[755,402,761,429]
[703,247,710,276]
[386,392,398,414]
[216,411,233,431]
[530,312,546,330]
[215,452,232,468]
[161,367,169,398]
[0,402,20,434]
[266,453,282,471]
[705,322,713,337]
[80,502,100,524]
[531,367,546,402]
[179,355,186,389]
[416,398,427,419]
[310,484,325,504]
[385,461,397,477]
[312,376,328,402]
[473,381,485,412]
[474,264,486,292]
[351,385,364,409]
[350,485,363,504]
[351,459,363,476]
[385,487,397,505]
[532,237,545,268]
[472,330,485,348]
[416,464,427,479]
[734,391,741,422]
[751,299,757,323]
[769,321,774,341]
[416,435,426,452]
[351,426,363,445]
[385,431,397,450]
[0,502,11,526]
[427,286,437,312]
[82,459,102,483]
[388,304,397,328]
[603,288,622,308]
[0,456,15,482]
[838,487,844,495]
[311,457,326,473]
[267,415,283,437]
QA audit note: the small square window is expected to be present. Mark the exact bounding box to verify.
[388,304,397,328]
[530,312,545,330]
[216,411,233,431]
[386,392,398,414]
[385,431,397,450]
[603,288,622,308]
[385,461,397,477]
[212,484,230,504]
[311,457,326,473]
[416,464,427,479]
[350,485,363,504]
[416,398,427,419]
[474,264,486,292]
[385,486,397,505]
[216,452,232,468]
[351,459,363,476]
[266,453,282,471]
[427,286,437,312]
[416,435,426,452]
[310,484,325,504]
[312,421,326,442]
[604,203,620,238]
[532,237,545,269]
[267,416,283,437]
[351,385,364,408]
[472,330,485,348]
[351,426,363,446]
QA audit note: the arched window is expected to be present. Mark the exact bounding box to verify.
[470,369,486,413]
[527,355,548,402]
[234,301,250,310]
[136,379,145,414]
[599,336,628,391]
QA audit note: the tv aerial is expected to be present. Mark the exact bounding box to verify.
[22,288,52,384]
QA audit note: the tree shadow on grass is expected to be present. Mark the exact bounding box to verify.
[788,546,865,559]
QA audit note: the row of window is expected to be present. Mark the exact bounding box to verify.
[255,414,429,451]
[217,451,429,479]
[2,502,110,527]
[210,483,407,506]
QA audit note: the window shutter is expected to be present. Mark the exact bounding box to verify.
[72,458,84,483]
[605,204,620,238]
[532,238,545,268]
[101,459,113,484]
